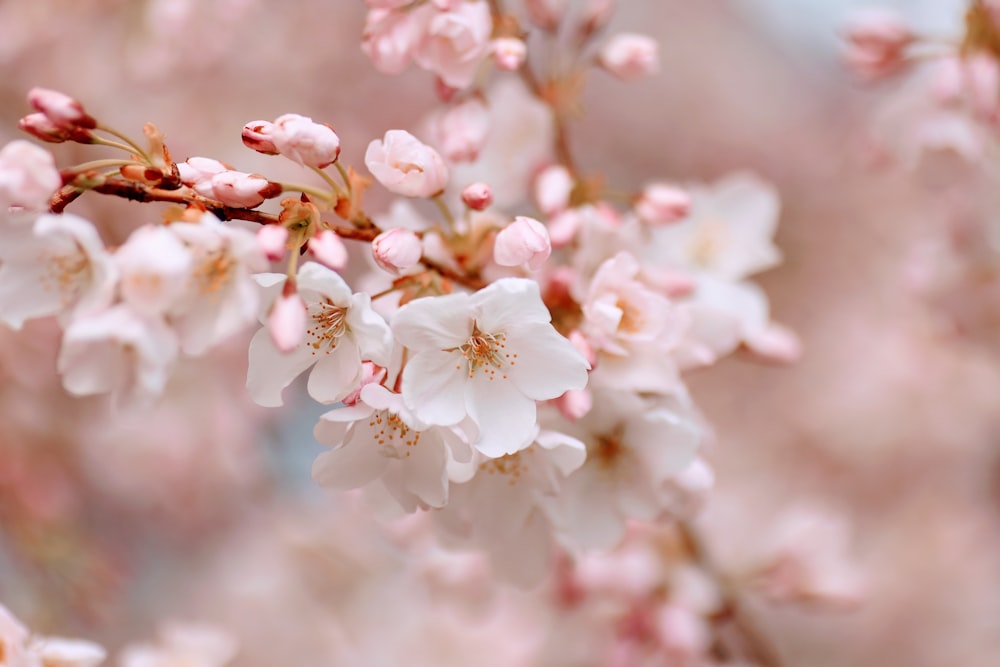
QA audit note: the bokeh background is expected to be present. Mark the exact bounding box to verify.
[2,1,998,665]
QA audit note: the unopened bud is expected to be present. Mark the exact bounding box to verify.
[177,157,229,186]
[843,9,913,80]
[555,388,592,420]
[27,87,97,129]
[372,227,423,273]
[257,225,289,261]
[635,183,691,225]
[307,229,349,270]
[535,164,573,215]
[493,215,551,270]
[461,182,493,210]
[210,171,280,208]
[426,97,490,163]
[492,38,527,71]
[342,362,388,406]
[598,33,660,81]
[272,114,341,168]
[268,283,307,352]
[242,120,279,155]
[18,113,91,144]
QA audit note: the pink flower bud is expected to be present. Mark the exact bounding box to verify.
[598,33,660,81]
[177,157,229,186]
[414,1,493,89]
[745,323,802,364]
[18,113,91,144]
[555,388,592,420]
[492,38,527,71]
[242,120,279,155]
[547,210,582,247]
[342,362,388,406]
[209,171,277,208]
[524,0,569,32]
[426,97,491,163]
[372,227,423,273]
[534,164,574,215]
[365,130,450,198]
[635,183,691,225]
[268,284,307,352]
[461,182,493,210]
[843,9,912,80]
[271,114,342,168]
[493,215,551,270]
[362,7,432,75]
[0,140,62,210]
[257,225,289,261]
[935,54,1000,123]
[27,87,96,129]
[307,230,349,270]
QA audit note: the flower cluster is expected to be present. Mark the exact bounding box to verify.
[0,1,822,664]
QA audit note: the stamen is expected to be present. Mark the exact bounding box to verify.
[455,322,510,380]
[305,301,348,356]
[40,245,90,305]
[367,409,421,458]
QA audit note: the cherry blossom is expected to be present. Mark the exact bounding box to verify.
[365,129,450,198]
[57,304,179,406]
[0,213,116,329]
[438,428,586,585]
[413,1,493,89]
[167,213,269,355]
[0,140,62,212]
[644,172,781,281]
[548,391,702,550]
[247,262,393,407]
[270,113,341,168]
[312,383,471,510]
[393,278,590,457]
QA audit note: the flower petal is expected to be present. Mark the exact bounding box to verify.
[466,374,536,457]
[505,322,589,400]
[392,291,472,350]
[308,342,363,404]
[472,277,552,331]
[401,349,468,425]
[246,327,317,407]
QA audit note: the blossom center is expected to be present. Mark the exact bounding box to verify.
[690,220,728,268]
[456,323,514,380]
[615,297,644,334]
[479,449,528,486]
[594,433,626,469]
[369,409,420,458]
[306,301,348,354]
[41,245,90,304]
[194,247,235,296]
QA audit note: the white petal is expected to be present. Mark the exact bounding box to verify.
[392,291,472,350]
[347,292,393,364]
[505,322,589,400]
[312,438,387,490]
[471,277,551,331]
[466,374,536,457]
[245,327,316,407]
[626,410,701,479]
[307,343,363,404]
[401,349,468,425]
[535,430,587,476]
[297,261,352,305]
